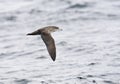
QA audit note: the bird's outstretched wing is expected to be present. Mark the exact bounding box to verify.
[41,32,56,61]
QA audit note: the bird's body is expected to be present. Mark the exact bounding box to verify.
[27,26,62,61]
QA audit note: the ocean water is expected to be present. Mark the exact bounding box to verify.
[0,0,120,84]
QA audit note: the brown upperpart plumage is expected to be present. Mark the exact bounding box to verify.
[27,26,62,61]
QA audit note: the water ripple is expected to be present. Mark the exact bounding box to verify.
[14,79,30,84]
[67,3,91,9]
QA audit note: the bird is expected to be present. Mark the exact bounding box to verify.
[27,26,62,61]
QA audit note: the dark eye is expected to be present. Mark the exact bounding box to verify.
[56,27,59,29]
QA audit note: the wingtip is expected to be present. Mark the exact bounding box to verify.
[52,58,56,61]
[52,58,55,61]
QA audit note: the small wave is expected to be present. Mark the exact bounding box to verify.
[14,79,30,84]
[57,41,67,46]
[0,52,16,58]
[29,9,42,14]
[103,80,116,84]
[77,76,97,84]
[0,14,17,22]
[36,55,46,59]
[67,3,91,9]
[5,15,16,21]
[41,81,48,84]
[87,62,99,66]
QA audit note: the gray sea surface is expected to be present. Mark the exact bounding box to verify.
[0,0,120,84]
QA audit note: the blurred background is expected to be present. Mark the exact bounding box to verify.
[0,0,120,84]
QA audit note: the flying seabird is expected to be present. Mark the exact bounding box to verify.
[27,26,62,61]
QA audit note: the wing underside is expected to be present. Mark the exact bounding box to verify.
[41,33,56,61]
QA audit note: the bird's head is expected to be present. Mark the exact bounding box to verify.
[46,26,62,33]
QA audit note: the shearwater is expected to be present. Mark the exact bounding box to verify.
[27,26,62,61]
